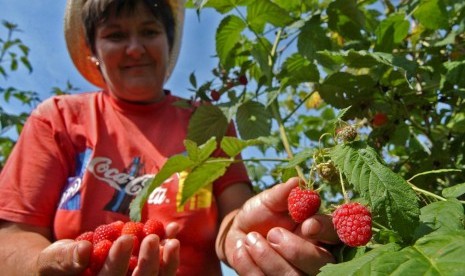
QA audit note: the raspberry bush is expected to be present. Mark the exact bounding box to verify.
[130,0,465,274]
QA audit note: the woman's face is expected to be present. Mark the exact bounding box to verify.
[94,1,169,103]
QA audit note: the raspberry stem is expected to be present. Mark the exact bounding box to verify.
[339,170,350,203]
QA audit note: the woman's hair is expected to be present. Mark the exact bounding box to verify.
[82,0,175,54]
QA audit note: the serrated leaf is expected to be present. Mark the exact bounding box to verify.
[129,155,195,221]
[236,101,272,139]
[279,53,319,85]
[414,199,465,238]
[298,16,332,60]
[180,158,232,205]
[442,182,465,198]
[330,142,420,241]
[374,13,410,52]
[413,0,449,30]
[282,148,314,169]
[246,0,294,32]
[319,243,401,276]
[220,136,265,157]
[184,137,217,163]
[216,15,246,68]
[187,105,229,145]
[371,231,465,275]
[327,0,365,40]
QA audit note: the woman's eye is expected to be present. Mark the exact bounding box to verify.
[105,32,125,41]
[142,29,161,36]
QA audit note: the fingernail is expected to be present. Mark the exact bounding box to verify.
[267,228,283,245]
[236,238,244,249]
[246,232,258,246]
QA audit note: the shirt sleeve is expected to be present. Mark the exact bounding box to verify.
[0,102,74,227]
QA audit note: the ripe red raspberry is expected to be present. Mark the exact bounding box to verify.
[238,75,248,85]
[143,218,166,240]
[371,112,388,127]
[332,202,372,247]
[93,223,121,244]
[75,231,94,242]
[89,239,113,273]
[122,221,145,255]
[287,186,321,223]
[128,255,138,272]
[210,89,220,101]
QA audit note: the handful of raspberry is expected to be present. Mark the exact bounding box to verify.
[75,219,165,276]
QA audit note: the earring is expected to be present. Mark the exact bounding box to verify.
[89,56,100,67]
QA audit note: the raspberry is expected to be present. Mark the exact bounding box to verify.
[371,112,388,127]
[210,89,220,101]
[128,255,138,272]
[238,75,248,85]
[316,161,339,183]
[75,231,94,242]
[287,186,321,223]
[143,218,166,239]
[332,202,372,247]
[336,125,357,142]
[122,221,145,255]
[93,223,121,244]
[89,239,113,273]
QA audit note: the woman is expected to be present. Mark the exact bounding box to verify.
[0,0,338,275]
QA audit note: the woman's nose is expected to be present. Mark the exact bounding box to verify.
[126,36,145,58]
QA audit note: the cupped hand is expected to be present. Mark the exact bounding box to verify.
[36,222,180,276]
[225,177,340,276]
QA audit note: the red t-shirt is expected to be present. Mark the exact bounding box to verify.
[0,90,250,275]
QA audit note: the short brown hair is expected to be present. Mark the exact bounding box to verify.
[82,0,175,54]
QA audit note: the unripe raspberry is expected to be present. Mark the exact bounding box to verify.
[336,125,357,142]
[288,186,321,223]
[317,161,339,182]
[332,202,372,247]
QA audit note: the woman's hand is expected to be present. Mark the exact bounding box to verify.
[223,177,340,276]
[34,222,180,276]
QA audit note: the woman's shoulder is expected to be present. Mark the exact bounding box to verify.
[32,91,102,118]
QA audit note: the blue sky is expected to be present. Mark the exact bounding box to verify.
[0,1,238,275]
[0,0,220,110]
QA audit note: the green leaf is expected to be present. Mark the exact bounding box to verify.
[442,182,465,198]
[129,155,195,221]
[371,231,465,275]
[216,15,246,68]
[327,0,365,40]
[190,0,250,13]
[187,105,229,145]
[374,13,410,52]
[246,0,294,32]
[330,142,420,241]
[184,137,217,163]
[282,148,314,169]
[444,60,465,88]
[279,53,319,86]
[297,16,332,60]
[319,243,401,275]
[413,0,449,30]
[319,72,376,109]
[180,158,232,205]
[236,101,272,139]
[414,199,465,238]
[220,136,265,157]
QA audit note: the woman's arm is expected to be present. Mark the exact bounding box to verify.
[0,221,91,275]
